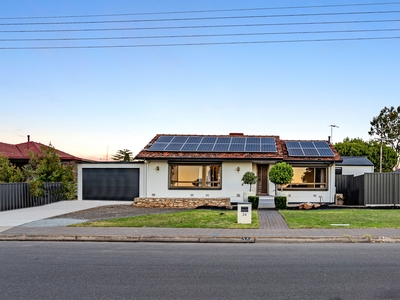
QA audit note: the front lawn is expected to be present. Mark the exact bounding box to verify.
[72,209,259,229]
[279,209,400,229]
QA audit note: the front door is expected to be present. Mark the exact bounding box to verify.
[257,165,269,195]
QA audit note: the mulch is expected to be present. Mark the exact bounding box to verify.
[49,205,189,221]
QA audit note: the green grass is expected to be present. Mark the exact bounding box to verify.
[279,209,400,229]
[72,209,259,229]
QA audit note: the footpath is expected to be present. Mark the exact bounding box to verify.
[1,201,400,243]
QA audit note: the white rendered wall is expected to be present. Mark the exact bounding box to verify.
[146,161,254,200]
[341,165,374,176]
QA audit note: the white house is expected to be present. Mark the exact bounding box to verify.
[335,156,374,176]
[134,133,342,204]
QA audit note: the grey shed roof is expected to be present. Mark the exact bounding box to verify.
[336,156,374,166]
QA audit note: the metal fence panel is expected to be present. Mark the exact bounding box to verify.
[364,173,400,205]
[0,182,63,211]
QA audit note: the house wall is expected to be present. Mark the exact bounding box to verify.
[146,160,337,203]
[341,165,374,176]
[77,163,146,201]
[146,161,253,200]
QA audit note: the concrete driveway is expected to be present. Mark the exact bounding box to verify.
[0,200,132,231]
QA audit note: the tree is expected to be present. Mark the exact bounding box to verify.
[0,154,24,183]
[241,171,258,192]
[26,145,77,199]
[112,149,134,162]
[369,106,400,165]
[334,137,398,172]
[269,162,294,193]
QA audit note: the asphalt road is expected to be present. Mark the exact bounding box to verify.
[1,242,400,300]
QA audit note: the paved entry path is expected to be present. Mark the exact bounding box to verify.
[258,209,290,229]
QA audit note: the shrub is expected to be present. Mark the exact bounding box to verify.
[269,162,294,193]
[274,196,287,210]
[241,171,258,192]
[248,196,259,210]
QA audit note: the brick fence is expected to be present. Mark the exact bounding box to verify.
[133,197,231,209]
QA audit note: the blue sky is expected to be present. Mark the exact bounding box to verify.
[1,1,399,160]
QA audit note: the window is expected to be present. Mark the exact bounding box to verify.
[284,167,327,190]
[169,164,221,189]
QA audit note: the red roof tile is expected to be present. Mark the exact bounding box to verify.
[0,141,82,162]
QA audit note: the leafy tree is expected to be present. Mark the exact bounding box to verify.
[369,106,400,165]
[26,145,77,199]
[241,171,258,192]
[0,154,24,183]
[112,149,134,162]
[269,162,294,193]
[334,138,398,172]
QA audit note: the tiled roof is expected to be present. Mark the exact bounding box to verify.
[135,134,342,162]
[0,141,82,161]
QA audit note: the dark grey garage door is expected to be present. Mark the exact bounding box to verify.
[82,168,139,200]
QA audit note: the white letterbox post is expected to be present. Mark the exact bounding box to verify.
[237,203,252,224]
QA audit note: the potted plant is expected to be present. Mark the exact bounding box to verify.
[241,171,258,201]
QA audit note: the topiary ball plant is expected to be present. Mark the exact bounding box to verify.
[269,162,294,194]
[241,171,258,192]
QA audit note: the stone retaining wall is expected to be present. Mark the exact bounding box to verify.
[133,197,231,209]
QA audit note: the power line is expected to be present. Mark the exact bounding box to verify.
[1,2,399,20]
[1,19,399,33]
[0,36,399,49]
[1,10,400,26]
[1,28,399,42]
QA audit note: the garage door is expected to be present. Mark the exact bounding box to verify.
[82,168,139,200]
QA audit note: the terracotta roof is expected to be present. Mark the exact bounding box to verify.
[0,141,82,162]
[135,134,341,163]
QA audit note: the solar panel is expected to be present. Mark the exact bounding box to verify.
[245,144,260,152]
[181,143,198,151]
[216,137,231,144]
[287,148,304,156]
[156,136,174,143]
[247,137,260,144]
[197,143,214,151]
[231,137,246,144]
[148,143,168,151]
[300,141,315,148]
[172,136,189,143]
[213,144,230,151]
[202,137,217,143]
[261,144,276,152]
[148,135,277,153]
[261,137,275,145]
[286,141,300,148]
[187,136,203,143]
[286,141,334,157]
[317,148,334,156]
[165,143,183,151]
[303,148,319,156]
[229,144,245,151]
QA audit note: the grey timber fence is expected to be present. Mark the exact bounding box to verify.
[335,173,400,206]
[0,182,63,212]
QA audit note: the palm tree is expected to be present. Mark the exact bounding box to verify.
[111,149,133,162]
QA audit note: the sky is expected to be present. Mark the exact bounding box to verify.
[1,0,399,160]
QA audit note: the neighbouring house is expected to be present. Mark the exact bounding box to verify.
[0,135,82,167]
[132,133,342,204]
[335,156,374,176]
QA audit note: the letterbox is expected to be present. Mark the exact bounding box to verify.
[237,203,252,224]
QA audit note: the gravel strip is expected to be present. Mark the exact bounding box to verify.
[48,205,189,222]
[20,218,89,227]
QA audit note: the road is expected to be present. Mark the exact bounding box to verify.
[1,242,400,300]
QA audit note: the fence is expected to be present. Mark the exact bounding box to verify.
[335,173,400,206]
[0,182,63,212]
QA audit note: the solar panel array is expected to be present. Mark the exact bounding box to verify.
[285,141,334,157]
[148,136,277,153]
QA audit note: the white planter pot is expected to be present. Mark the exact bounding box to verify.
[243,191,256,201]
